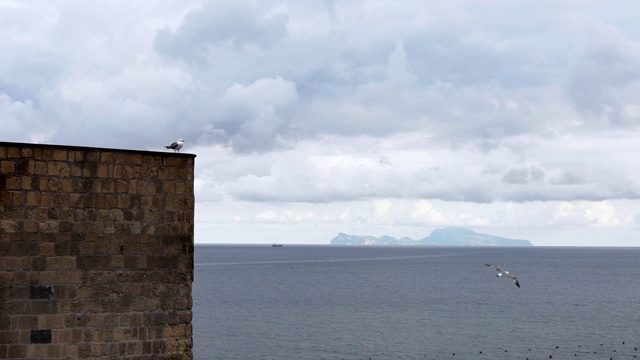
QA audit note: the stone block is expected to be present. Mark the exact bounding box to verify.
[46,344,62,358]
[5,176,21,190]
[20,147,33,157]
[39,314,65,329]
[101,179,115,193]
[59,208,73,220]
[25,191,40,206]
[46,162,58,176]
[22,220,38,233]
[0,160,14,173]
[34,160,48,175]
[131,154,143,164]
[0,330,20,345]
[100,152,115,163]
[35,192,47,207]
[32,256,47,271]
[84,150,100,162]
[65,344,78,358]
[115,179,128,193]
[110,255,124,268]
[114,152,129,164]
[38,177,48,190]
[69,193,83,207]
[117,193,131,209]
[30,301,56,315]
[39,221,59,233]
[77,343,92,358]
[60,178,73,192]
[73,150,85,161]
[59,221,74,233]
[1,219,19,233]
[12,242,41,257]
[8,345,27,359]
[77,254,112,270]
[94,193,106,208]
[123,164,135,178]
[11,191,25,206]
[96,163,110,178]
[106,194,117,208]
[70,163,82,176]
[57,270,83,284]
[39,242,55,257]
[14,158,31,174]
[46,256,65,270]
[7,147,20,158]
[53,150,67,161]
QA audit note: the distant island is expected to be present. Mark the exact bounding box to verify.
[330,227,533,246]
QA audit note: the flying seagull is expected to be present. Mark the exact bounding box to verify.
[165,139,185,152]
[485,264,520,287]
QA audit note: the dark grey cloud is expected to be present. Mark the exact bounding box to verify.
[567,25,640,126]
[503,166,545,185]
[0,54,65,103]
[149,1,585,155]
[154,2,288,64]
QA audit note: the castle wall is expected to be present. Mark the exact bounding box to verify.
[0,142,195,359]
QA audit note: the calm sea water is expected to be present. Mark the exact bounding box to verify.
[193,245,640,359]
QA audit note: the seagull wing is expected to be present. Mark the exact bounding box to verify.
[503,272,520,287]
[165,141,179,149]
[485,264,505,273]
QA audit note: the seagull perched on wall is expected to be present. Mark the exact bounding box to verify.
[165,139,185,152]
[485,264,520,287]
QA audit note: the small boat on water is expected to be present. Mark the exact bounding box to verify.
[272,243,283,247]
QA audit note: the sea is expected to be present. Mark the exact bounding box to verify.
[192,245,640,359]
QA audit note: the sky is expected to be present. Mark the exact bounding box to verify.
[2,0,640,246]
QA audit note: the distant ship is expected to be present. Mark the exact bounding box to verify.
[272,243,283,247]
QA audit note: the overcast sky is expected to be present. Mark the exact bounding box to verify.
[3,0,640,246]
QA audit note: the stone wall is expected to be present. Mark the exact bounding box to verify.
[0,142,195,359]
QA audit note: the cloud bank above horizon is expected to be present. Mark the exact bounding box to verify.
[3,0,640,245]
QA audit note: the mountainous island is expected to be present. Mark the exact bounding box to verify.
[330,227,533,246]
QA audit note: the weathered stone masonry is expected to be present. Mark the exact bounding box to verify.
[0,142,195,359]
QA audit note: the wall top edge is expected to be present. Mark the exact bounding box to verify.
[0,141,197,158]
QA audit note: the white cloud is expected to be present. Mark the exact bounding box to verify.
[370,199,393,223]
[410,200,447,224]
[256,209,314,223]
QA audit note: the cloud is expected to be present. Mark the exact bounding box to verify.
[154,2,288,64]
[410,200,447,224]
[191,127,640,207]
[0,94,50,142]
[4,0,640,245]
[214,76,300,153]
[567,22,640,126]
[256,209,314,223]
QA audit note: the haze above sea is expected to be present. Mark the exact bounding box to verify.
[193,245,640,359]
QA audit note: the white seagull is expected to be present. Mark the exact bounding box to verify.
[485,264,520,288]
[165,139,185,152]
